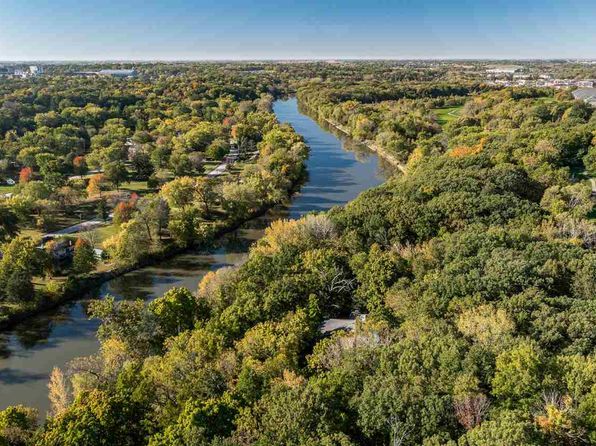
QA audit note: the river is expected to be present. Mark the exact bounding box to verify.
[0,98,392,415]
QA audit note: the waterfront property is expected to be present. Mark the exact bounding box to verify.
[0,98,390,414]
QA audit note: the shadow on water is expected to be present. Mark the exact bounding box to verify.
[0,97,393,416]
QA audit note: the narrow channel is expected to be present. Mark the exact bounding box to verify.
[0,98,392,415]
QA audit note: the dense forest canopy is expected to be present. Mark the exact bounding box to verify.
[0,61,595,446]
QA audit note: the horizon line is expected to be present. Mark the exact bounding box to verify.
[1,57,596,63]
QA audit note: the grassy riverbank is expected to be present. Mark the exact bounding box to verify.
[0,168,307,330]
[297,100,408,173]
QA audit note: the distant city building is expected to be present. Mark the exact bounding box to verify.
[0,66,15,76]
[486,66,522,75]
[2,65,45,78]
[29,65,43,76]
[572,88,596,106]
[97,69,137,78]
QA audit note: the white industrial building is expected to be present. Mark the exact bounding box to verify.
[97,69,137,78]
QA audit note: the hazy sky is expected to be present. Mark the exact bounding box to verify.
[1,0,596,60]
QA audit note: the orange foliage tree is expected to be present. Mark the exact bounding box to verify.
[72,156,88,177]
[86,173,105,197]
[19,166,33,184]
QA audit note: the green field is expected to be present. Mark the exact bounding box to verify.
[0,184,15,194]
[535,96,557,104]
[433,106,462,126]
[78,223,119,244]
[120,180,155,195]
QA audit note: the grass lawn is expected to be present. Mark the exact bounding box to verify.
[0,184,15,194]
[120,180,155,195]
[433,106,463,126]
[78,223,119,245]
[535,96,557,104]
[32,275,67,289]
[228,161,249,175]
[45,200,102,232]
[20,228,44,240]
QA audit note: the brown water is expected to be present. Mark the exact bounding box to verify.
[0,98,393,416]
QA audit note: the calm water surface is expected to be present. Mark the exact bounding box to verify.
[0,98,391,415]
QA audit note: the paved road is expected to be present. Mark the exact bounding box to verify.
[45,220,105,238]
[67,169,103,181]
[206,163,227,177]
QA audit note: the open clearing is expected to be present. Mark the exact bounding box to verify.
[433,106,463,126]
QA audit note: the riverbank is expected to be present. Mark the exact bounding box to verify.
[0,97,390,415]
[0,97,399,331]
[322,117,407,174]
[0,168,308,332]
[296,101,407,174]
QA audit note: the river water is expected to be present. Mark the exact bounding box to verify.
[0,98,392,415]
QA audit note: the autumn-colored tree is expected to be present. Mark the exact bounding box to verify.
[86,174,105,197]
[72,155,88,178]
[449,138,486,158]
[72,238,97,274]
[19,166,32,184]
[103,219,152,265]
[454,393,490,430]
[113,200,136,226]
[194,177,216,216]
[160,176,196,209]
[48,367,72,417]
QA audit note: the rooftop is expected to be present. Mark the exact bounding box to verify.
[97,69,137,77]
[573,88,596,101]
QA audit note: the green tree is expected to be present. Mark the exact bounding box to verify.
[72,238,97,274]
[96,198,109,221]
[205,138,229,160]
[161,176,197,209]
[221,181,257,220]
[0,405,38,446]
[194,177,216,216]
[35,152,64,189]
[491,341,545,408]
[36,389,149,446]
[169,150,193,177]
[459,410,542,446]
[583,145,596,176]
[5,270,34,302]
[0,206,19,242]
[131,150,154,180]
[103,219,151,265]
[168,207,198,248]
[0,237,44,302]
[350,244,406,315]
[149,287,206,338]
[103,161,128,190]
[148,396,236,446]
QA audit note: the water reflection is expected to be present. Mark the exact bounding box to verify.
[0,98,392,415]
